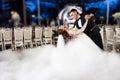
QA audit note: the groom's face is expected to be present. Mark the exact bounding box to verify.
[69,11,78,19]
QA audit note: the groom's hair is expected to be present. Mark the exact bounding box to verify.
[68,9,79,15]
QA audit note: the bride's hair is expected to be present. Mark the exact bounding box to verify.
[58,29,72,43]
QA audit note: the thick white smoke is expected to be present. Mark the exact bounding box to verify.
[0,34,120,80]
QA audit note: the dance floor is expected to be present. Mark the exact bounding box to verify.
[0,44,120,80]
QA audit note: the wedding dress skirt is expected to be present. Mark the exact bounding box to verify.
[0,33,120,80]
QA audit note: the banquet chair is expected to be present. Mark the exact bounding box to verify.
[3,28,13,50]
[100,27,105,48]
[33,27,43,47]
[115,28,120,52]
[52,26,58,45]
[52,26,58,31]
[23,27,33,48]
[105,28,114,51]
[14,27,23,50]
[0,29,3,50]
[43,27,53,45]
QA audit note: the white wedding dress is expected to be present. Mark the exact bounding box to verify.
[0,33,120,80]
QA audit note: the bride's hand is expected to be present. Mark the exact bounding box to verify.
[85,15,91,21]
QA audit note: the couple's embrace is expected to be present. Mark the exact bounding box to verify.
[57,9,103,51]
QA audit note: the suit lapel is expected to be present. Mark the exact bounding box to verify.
[80,15,89,32]
[80,14,85,26]
[81,18,85,26]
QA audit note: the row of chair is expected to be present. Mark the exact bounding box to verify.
[0,26,58,51]
[100,25,120,52]
[0,25,120,52]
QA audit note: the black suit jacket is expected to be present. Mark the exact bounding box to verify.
[77,13,100,36]
[75,13,103,49]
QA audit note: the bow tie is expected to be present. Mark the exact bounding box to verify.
[74,17,81,24]
[73,17,82,29]
[76,17,81,21]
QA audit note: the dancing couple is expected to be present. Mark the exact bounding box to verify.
[58,9,103,50]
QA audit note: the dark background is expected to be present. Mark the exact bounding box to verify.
[0,0,120,26]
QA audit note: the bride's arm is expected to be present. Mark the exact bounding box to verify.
[75,15,91,35]
[76,20,88,34]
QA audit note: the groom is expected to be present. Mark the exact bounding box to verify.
[68,9,103,50]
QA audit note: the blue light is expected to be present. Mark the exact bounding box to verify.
[40,1,56,8]
[26,1,37,13]
[85,0,119,15]
[25,0,56,19]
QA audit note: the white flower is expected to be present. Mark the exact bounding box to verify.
[112,12,120,19]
